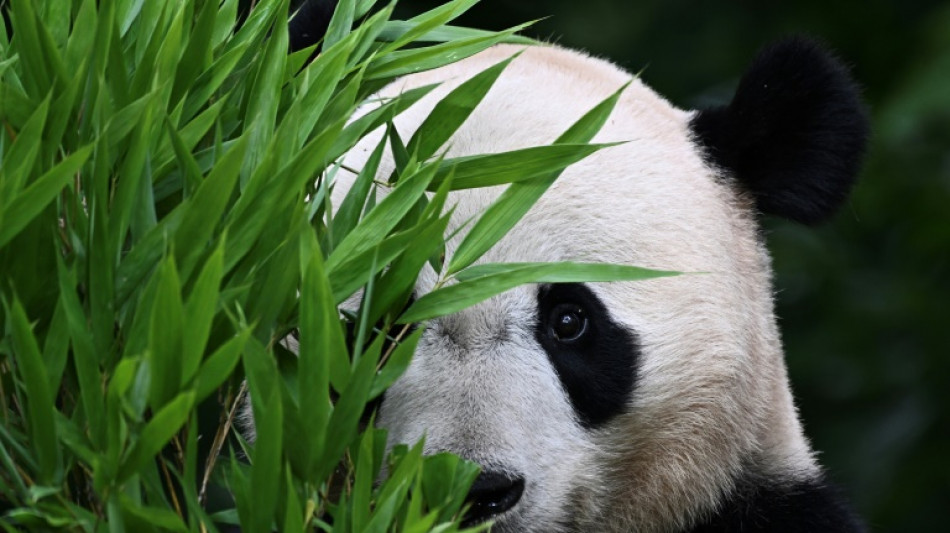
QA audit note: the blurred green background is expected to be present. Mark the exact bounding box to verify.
[394,1,948,531]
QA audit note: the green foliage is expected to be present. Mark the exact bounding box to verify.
[0,0,671,531]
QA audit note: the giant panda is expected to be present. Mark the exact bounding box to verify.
[286,2,870,531]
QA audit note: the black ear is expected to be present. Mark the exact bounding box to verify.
[289,0,338,53]
[690,37,869,224]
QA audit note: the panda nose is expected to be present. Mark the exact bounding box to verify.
[462,471,525,525]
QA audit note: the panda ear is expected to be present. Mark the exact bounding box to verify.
[690,37,870,224]
[289,0,338,53]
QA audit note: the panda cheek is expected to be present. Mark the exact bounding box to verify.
[535,284,640,429]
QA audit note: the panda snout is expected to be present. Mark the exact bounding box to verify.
[462,471,526,526]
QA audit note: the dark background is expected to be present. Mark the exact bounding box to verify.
[394,1,949,531]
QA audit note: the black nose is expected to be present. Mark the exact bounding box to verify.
[462,471,525,526]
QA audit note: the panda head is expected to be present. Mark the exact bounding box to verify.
[332,38,867,532]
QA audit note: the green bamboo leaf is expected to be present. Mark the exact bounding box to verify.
[379,0,480,52]
[192,330,249,403]
[326,160,439,272]
[345,0,394,70]
[366,213,452,325]
[351,419,376,532]
[117,391,195,483]
[46,60,88,153]
[407,53,517,162]
[163,115,204,199]
[5,297,61,484]
[111,95,158,252]
[146,257,185,410]
[281,466,305,533]
[170,0,217,105]
[299,240,342,462]
[181,45,247,122]
[277,28,354,157]
[242,1,289,180]
[378,21,536,45]
[327,82,440,163]
[317,334,382,481]
[432,143,621,190]
[56,258,105,446]
[331,133,387,247]
[328,224,422,304]
[64,0,97,69]
[8,1,52,94]
[375,439,423,516]
[323,0,355,51]
[0,96,49,196]
[244,216,304,339]
[242,337,283,533]
[102,90,156,151]
[212,0,240,48]
[388,122,411,178]
[119,496,189,533]
[116,0,147,36]
[174,135,248,278]
[0,145,93,249]
[369,328,422,398]
[41,300,69,398]
[399,262,678,324]
[0,83,37,131]
[182,240,226,385]
[365,22,532,80]
[446,82,629,274]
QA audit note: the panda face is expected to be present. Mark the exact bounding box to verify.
[336,40,867,532]
[341,44,767,531]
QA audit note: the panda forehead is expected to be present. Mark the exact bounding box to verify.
[399,46,730,257]
[343,43,749,286]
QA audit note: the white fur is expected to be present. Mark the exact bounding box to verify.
[331,44,819,532]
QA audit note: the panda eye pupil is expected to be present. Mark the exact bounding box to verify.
[550,304,588,343]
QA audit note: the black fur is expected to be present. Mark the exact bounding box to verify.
[289,0,337,52]
[534,284,639,428]
[690,37,869,224]
[690,473,866,533]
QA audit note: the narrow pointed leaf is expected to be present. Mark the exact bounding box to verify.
[0,145,92,249]
[432,143,621,190]
[6,298,60,484]
[400,262,678,324]
[117,391,195,483]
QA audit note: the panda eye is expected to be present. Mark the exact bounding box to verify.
[548,303,589,343]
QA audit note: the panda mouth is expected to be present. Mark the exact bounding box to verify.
[461,471,526,526]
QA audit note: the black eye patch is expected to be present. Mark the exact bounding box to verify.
[535,283,640,429]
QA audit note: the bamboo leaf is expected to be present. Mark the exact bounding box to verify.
[365,22,532,80]
[323,0,356,51]
[182,240,226,385]
[326,160,439,272]
[299,240,343,462]
[242,337,283,533]
[174,135,248,278]
[369,328,422,398]
[331,134,387,247]
[0,96,49,196]
[5,297,61,484]
[400,262,678,323]
[0,145,93,249]
[431,143,621,190]
[117,391,195,483]
[407,52,517,162]
[146,257,185,410]
[378,0,480,52]
[192,330,249,403]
